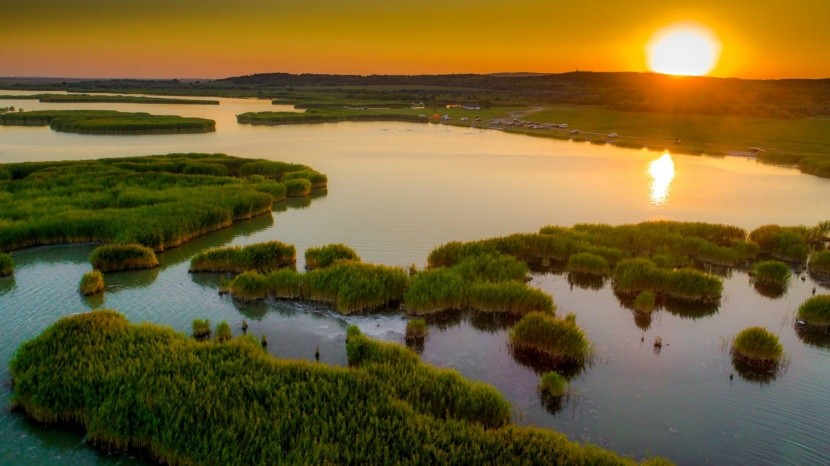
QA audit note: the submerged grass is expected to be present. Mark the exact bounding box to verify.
[305,243,360,269]
[9,311,657,464]
[0,252,13,276]
[0,110,215,134]
[78,270,104,296]
[0,153,324,253]
[90,244,159,272]
[189,241,296,273]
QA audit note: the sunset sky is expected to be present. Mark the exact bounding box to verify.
[3,0,829,79]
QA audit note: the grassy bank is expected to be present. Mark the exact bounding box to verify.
[0,93,218,105]
[0,153,325,252]
[189,241,296,273]
[0,110,215,134]
[10,311,664,464]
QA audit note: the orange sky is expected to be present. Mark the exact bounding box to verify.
[3,0,829,79]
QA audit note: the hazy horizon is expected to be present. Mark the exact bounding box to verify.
[4,0,829,80]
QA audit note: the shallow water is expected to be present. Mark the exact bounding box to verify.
[1,94,829,465]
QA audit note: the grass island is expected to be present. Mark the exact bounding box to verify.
[0,110,215,134]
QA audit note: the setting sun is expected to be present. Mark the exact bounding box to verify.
[647,23,721,76]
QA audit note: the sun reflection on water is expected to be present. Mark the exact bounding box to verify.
[648,152,675,205]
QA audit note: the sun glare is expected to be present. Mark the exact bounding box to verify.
[647,23,721,76]
[648,152,675,205]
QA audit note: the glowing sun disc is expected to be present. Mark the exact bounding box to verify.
[647,24,721,76]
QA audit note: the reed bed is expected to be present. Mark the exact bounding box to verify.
[305,243,360,269]
[567,252,610,276]
[191,319,211,340]
[731,326,784,366]
[405,253,550,316]
[189,241,296,273]
[810,251,830,276]
[749,224,810,262]
[405,318,428,341]
[78,270,105,296]
[0,110,215,134]
[510,312,591,365]
[0,252,13,276]
[237,109,429,125]
[797,295,830,331]
[0,154,324,253]
[284,178,312,197]
[612,258,723,304]
[90,244,159,272]
[36,94,219,105]
[750,260,791,286]
[228,261,409,314]
[9,311,656,464]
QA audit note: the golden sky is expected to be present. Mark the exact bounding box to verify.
[3,0,828,79]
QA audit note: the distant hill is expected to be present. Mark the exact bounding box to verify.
[2,72,828,118]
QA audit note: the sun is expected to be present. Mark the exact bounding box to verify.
[647,23,721,76]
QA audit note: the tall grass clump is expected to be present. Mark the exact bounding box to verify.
[466,281,554,315]
[90,244,159,272]
[568,252,610,276]
[405,318,428,341]
[189,241,296,273]
[282,170,328,189]
[749,224,810,262]
[797,295,830,331]
[305,243,360,269]
[731,326,783,367]
[0,252,13,276]
[9,311,654,464]
[191,319,211,340]
[215,321,232,342]
[226,271,271,301]
[539,371,568,397]
[750,260,791,286]
[809,251,830,276]
[79,270,105,296]
[404,268,466,314]
[510,311,591,365]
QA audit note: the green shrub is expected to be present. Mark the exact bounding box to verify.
[539,372,568,397]
[731,326,783,365]
[568,252,610,276]
[750,260,791,286]
[190,241,296,273]
[305,243,360,269]
[90,243,159,272]
[809,251,830,276]
[0,252,13,276]
[797,295,830,330]
[78,270,105,296]
[405,318,428,340]
[510,312,590,365]
[9,311,651,465]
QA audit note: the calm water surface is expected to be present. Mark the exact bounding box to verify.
[1,94,829,465]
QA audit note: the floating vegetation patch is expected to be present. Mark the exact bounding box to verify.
[9,311,660,465]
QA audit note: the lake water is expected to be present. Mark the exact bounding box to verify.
[1,94,829,465]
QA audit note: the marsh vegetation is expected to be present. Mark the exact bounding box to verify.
[0,154,325,253]
[0,110,215,134]
[797,295,830,332]
[189,241,296,273]
[0,253,13,277]
[0,93,219,105]
[90,243,159,272]
[78,270,105,296]
[8,311,662,465]
[510,311,591,366]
